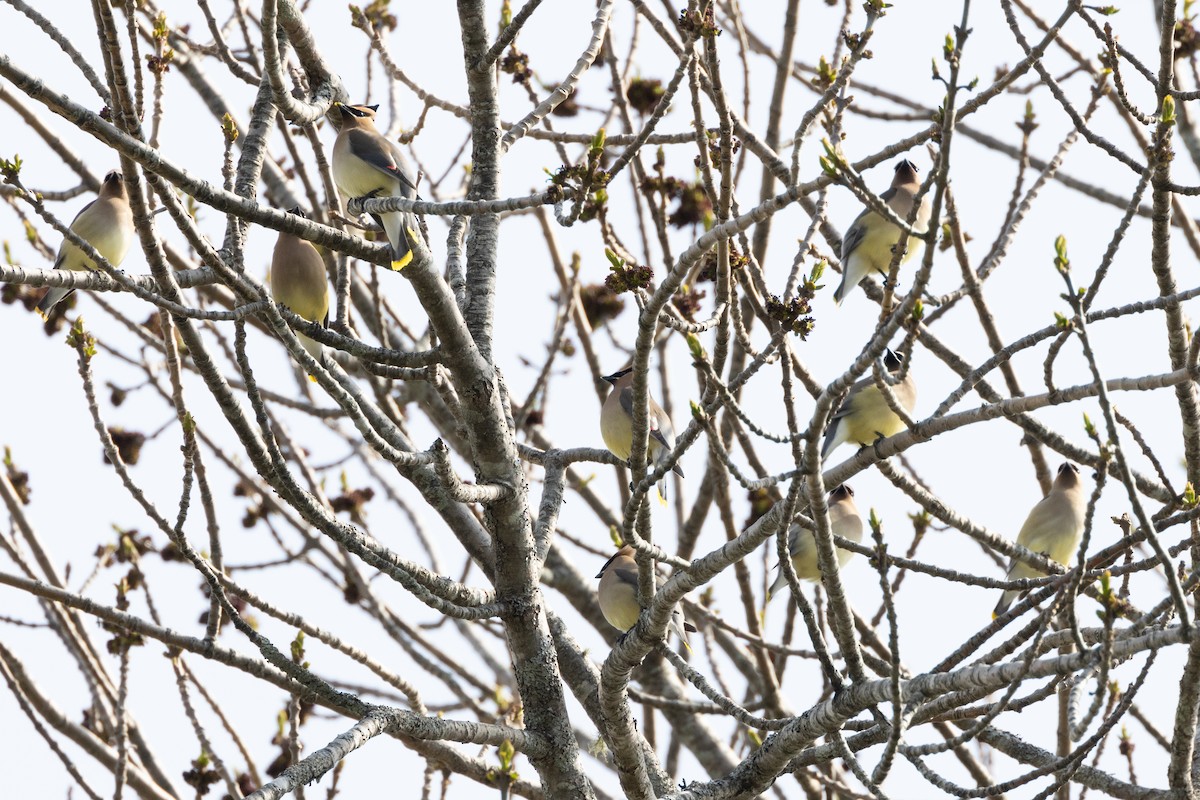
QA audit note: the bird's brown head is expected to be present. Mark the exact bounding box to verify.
[346,103,379,119]
[1055,461,1082,489]
[100,170,127,199]
[882,349,905,373]
[602,367,634,388]
[830,484,854,502]
[329,102,379,130]
[892,159,920,188]
[596,544,635,578]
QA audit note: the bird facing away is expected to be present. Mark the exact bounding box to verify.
[993,462,1087,617]
[596,545,694,643]
[270,207,330,381]
[36,170,135,320]
[600,367,685,502]
[768,484,864,601]
[832,159,932,306]
[820,349,917,460]
[329,102,421,271]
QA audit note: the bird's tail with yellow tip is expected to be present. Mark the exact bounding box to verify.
[299,335,325,383]
[35,287,73,320]
[383,212,420,271]
[993,589,1019,619]
[671,612,696,652]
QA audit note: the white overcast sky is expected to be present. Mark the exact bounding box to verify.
[0,1,1193,798]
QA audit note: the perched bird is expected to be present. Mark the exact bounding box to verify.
[270,208,330,381]
[596,545,694,643]
[832,159,932,306]
[993,463,1087,617]
[821,349,916,460]
[329,102,421,271]
[600,367,685,502]
[768,484,864,600]
[36,170,135,320]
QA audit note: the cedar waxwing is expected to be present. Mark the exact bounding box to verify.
[767,484,864,600]
[270,207,330,381]
[329,102,421,271]
[993,463,1087,617]
[596,545,694,643]
[821,349,916,460]
[832,159,932,306]
[36,170,135,320]
[600,367,685,501]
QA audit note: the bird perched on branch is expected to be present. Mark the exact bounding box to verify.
[600,367,684,503]
[821,349,916,460]
[596,545,694,645]
[329,102,421,271]
[270,207,329,382]
[36,170,134,320]
[993,462,1087,617]
[767,484,864,601]
[832,159,931,306]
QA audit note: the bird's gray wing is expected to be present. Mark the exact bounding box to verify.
[53,199,98,269]
[829,372,875,423]
[69,199,97,226]
[612,564,640,589]
[1001,555,1018,579]
[385,142,420,199]
[828,400,852,424]
[347,129,418,194]
[618,386,634,416]
[619,387,673,450]
[842,186,900,262]
[840,212,869,262]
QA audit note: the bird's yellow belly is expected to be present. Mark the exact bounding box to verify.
[1009,523,1083,583]
[63,225,133,273]
[601,413,633,460]
[1021,529,1082,569]
[790,546,821,581]
[842,388,907,445]
[601,586,641,632]
[858,220,922,275]
[790,531,858,580]
[334,155,399,200]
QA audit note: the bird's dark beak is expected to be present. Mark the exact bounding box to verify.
[602,374,618,385]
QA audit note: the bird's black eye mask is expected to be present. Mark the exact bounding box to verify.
[882,349,905,371]
[340,104,379,118]
[596,550,623,578]
[604,367,634,381]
